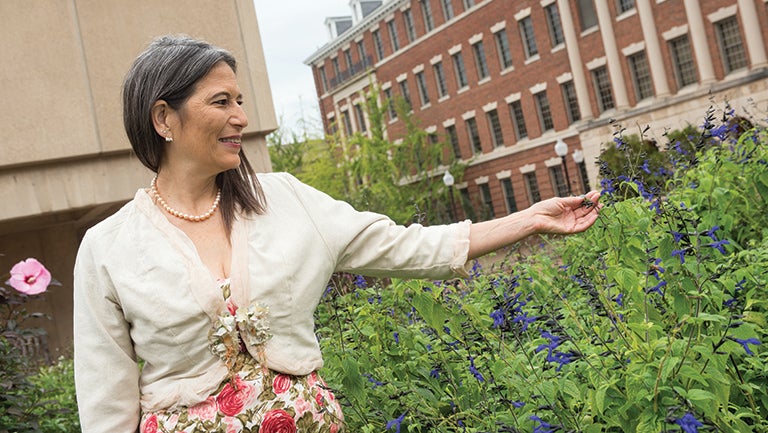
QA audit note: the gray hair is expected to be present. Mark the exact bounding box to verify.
[123,35,236,170]
[122,35,266,230]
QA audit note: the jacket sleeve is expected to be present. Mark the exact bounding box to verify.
[279,173,471,279]
[73,230,141,433]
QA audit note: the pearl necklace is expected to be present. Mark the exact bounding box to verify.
[150,177,221,222]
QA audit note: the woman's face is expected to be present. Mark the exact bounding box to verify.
[164,62,248,176]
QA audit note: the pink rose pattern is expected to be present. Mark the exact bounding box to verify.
[140,368,344,432]
[139,280,344,432]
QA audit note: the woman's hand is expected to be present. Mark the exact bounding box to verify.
[528,190,602,235]
[467,191,602,259]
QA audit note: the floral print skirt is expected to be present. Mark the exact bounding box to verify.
[140,367,345,433]
[140,280,344,432]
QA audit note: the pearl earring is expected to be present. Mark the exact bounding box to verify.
[162,129,173,142]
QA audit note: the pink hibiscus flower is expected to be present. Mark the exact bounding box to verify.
[8,258,51,295]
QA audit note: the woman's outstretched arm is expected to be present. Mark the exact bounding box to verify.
[468,190,602,260]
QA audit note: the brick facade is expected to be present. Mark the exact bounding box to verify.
[306,0,768,221]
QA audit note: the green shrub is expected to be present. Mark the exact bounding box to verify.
[28,356,80,433]
[315,108,768,432]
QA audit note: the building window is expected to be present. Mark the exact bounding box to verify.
[617,0,635,14]
[519,16,539,59]
[472,41,490,81]
[462,0,476,10]
[459,187,476,221]
[715,16,747,74]
[561,81,581,124]
[357,40,368,65]
[452,51,469,88]
[500,178,518,213]
[592,66,615,112]
[387,20,400,51]
[478,183,495,220]
[372,29,385,61]
[403,9,417,43]
[494,29,514,70]
[446,124,461,158]
[524,172,541,204]
[669,35,697,88]
[534,91,554,132]
[549,165,568,197]
[343,50,353,74]
[441,0,454,21]
[628,51,654,101]
[420,0,435,32]
[486,109,504,147]
[329,117,339,135]
[341,110,353,136]
[399,79,412,110]
[354,103,367,133]
[577,160,591,193]
[384,87,397,120]
[465,117,482,154]
[433,61,449,98]
[577,0,598,31]
[415,71,430,106]
[318,66,328,93]
[545,4,564,47]
[509,100,528,140]
[332,57,341,76]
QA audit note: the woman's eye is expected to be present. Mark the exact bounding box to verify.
[236,100,244,106]
[214,99,228,105]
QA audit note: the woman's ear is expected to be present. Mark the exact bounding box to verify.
[151,100,173,140]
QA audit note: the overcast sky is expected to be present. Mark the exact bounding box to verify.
[254,1,351,137]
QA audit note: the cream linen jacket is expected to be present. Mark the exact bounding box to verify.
[74,172,470,433]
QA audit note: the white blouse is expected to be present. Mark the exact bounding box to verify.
[74,172,470,433]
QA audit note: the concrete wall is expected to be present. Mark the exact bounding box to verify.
[0,0,277,355]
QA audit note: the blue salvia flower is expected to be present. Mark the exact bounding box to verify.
[530,415,557,433]
[674,413,704,433]
[363,373,384,388]
[614,293,624,307]
[393,331,399,344]
[490,309,505,328]
[735,278,747,291]
[671,248,687,264]
[353,274,367,288]
[649,198,662,214]
[430,367,440,379]
[673,140,687,155]
[647,280,667,296]
[512,311,537,332]
[512,400,525,408]
[600,178,616,195]
[670,230,685,243]
[468,356,485,382]
[706,239,730,255]
[728,337,761,355]
[703,226,720,241]
[547,350,577,371]
[647,258,665,280]
[386,412,406,433]
[639,160,651,174]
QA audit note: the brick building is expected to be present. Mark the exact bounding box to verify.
[305,0,768,221]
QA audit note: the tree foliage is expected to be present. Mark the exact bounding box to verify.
[268,85,466,225]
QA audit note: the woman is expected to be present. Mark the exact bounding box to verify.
[73,35,602,433]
